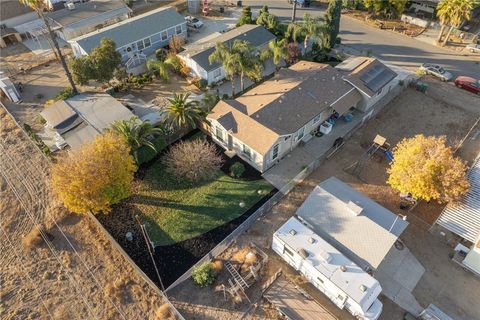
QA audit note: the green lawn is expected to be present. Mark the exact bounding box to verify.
[133,151,273,246]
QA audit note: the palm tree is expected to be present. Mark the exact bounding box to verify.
[302,13,325,52]
[291,0,298,22]
[231,40,263,92]
[146,60,170,82]
[109,116,163,162]
[437,0,477,46]
[285,23,304,43]
[20,0,77,94]
[267,39,288,66]
[164,92,205,129]
[209,42,240,96]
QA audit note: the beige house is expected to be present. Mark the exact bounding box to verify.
[207,61,364,172]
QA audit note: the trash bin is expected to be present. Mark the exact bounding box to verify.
[237,1,242,7]
[219,6,224,13]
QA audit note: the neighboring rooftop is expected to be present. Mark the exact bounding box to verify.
[208,61,361,154]
[47,0,131,28]
[179,24,276,72]
[336,57,397,97]
[69,6,184,54]
[0,0,32,21]
[295,176,408,269]
[275,217,382,310]
[436,155,480,243]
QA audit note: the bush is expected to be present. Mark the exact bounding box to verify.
[222,94,229,100]
[155,49,166,62]
[136,136,167,165]
[23,123,52,157]
[197,79,208,89]
[192,262,216,287]
[164,139,223,183]
[230,162,246,178]
[180,65,191,77]
[54,87,75,101]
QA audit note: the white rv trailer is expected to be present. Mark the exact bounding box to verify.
[272,217,383,320]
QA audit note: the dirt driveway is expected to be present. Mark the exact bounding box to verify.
[169,80,480,320]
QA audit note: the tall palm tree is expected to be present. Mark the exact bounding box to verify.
[231,40,263,92]
[437,0,477,46]
[267,39,288,66]
[291,0,298,22]
[146,60,170,82]
[20,0,77,94]
[209,42,241,96]
[302,13,325,52]
[109,116,163,162]
[164,92,205,129]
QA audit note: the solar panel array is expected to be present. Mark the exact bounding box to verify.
[360,65,397,93]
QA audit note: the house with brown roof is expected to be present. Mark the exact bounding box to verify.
[206,61,364,172]
[336,57,399,112]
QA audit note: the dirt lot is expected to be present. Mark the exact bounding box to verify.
[168,79,480,319]
[0,107,173,319]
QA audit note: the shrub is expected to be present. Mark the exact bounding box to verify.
[22,226,44,249]
[155,49,166,62]
[23,123,52,157]
[222,94,229,100]
[54,87,75,101]
[192,262,216,287]
[230,162,246,178]
[197,79,208,89]
[180,65,191,77]
[164,138,223,183]
[136,136,167,165]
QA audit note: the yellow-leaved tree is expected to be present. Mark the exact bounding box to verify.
[51,132,136,214]
[387,134,469,203]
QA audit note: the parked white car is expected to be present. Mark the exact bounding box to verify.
[419,63,453,82]
[185,16,203,28]
[466,43,480,53]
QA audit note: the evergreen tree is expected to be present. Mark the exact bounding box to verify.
[323,0,342,49]
[237,6,253,26]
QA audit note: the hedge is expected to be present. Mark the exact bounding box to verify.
[136,136,167,165]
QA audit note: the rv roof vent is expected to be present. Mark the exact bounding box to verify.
[319,250,332,263]
[298,248,309,259]
[359,284,367,292]
[289,229,297,236]
[340,265,347,272]
[347,201,363,216]
[308,237,315,244]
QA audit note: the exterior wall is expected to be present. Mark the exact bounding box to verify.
[178,55,210,80]
[356,77,399,112]
[57,10,130,41]
[410,1,435,15]
[208,119,265,172]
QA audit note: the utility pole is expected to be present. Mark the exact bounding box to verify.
[135,215,166,294]
[291,0,297,23]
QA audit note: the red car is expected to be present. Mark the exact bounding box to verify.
[454,76,480,95]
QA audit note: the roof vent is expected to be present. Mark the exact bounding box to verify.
[340,265,347,272]
[289,229,297,236]
[347,201,363,216]
[359,284,367,292]
[319,250,332,263]
[298,248,309,259]
[308,237,315,244]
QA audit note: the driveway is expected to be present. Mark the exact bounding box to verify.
[240,1,480,79]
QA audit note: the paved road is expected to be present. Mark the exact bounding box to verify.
[241,1,480,78]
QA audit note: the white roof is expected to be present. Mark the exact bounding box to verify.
[296,177,408,269]
[275,217,382,310]
[436,156,480,243]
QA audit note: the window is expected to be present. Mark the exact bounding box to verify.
[243,144,251,159]
[283,246,293,256]
[144,37,151,48]
[313,114,321,124]
[151,33,161,43]
[296,126,305,141]
[215,126,224,142]
[272,144,279,160]
[176,25,182,34]
[137,40,144,50]
[213,68,221,78]
[161,31,167,41]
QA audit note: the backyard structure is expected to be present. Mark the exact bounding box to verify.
[273,216,384,320]
[69,6,187,72]
[46,0,132,41]
[336,56,400,112]
[433,155,480,275]
[178,24,276,85]
[207,61,365,173]
[40,93,134,150]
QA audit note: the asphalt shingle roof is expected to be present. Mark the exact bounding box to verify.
[70,6,185,54]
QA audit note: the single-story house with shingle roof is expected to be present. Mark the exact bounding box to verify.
[69,6,186,65]
[206,61,363,172]
[336,57,399,112]
[47,0,132,41]
[178,24,276,85]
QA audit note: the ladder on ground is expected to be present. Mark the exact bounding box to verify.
[225,261,249,290]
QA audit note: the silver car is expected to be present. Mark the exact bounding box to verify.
[466,43,480,53]
[419,63,453,82]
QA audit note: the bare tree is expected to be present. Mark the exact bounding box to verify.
[164,139,223,183]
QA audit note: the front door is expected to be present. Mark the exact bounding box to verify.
[227,134,233,150]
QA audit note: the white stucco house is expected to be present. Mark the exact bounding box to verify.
[206,59,398,173]
[178,24,276,85]
[69,6,187,68]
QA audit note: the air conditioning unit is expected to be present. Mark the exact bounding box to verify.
[66,2,76,10]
